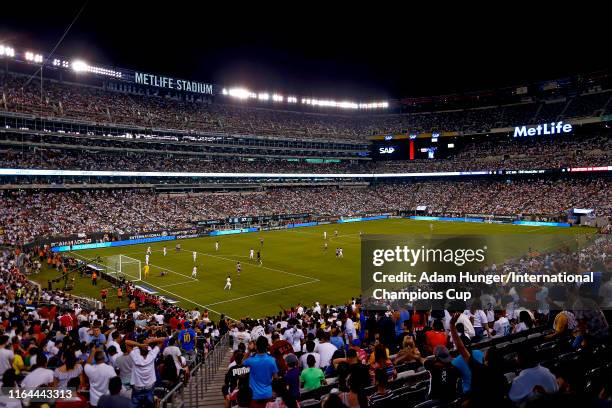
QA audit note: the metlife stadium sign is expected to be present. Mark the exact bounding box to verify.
[134,72,214,95]
[513,121,573,137]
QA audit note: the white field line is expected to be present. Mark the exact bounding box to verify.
[203,279,320,307]
[184,248,320,281]
[101,250,198,281]
[146,264,198,282]
[157,280,198,288]
[78,247,324,316]
[67,251,236,320]
[134,280,237,321]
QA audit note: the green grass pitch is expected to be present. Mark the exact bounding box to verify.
[33,219,594,320]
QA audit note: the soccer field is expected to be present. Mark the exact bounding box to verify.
[41,219,594,320]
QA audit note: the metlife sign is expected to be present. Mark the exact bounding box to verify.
[134,72,214,95]
[513,121,573,138]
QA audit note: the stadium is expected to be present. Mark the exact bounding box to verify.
[0,5,610,408]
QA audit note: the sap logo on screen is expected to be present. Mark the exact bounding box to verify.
[514,121,572,137]
[379,147,396,154]
[384,135,393,141]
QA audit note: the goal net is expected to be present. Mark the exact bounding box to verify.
[105,254,142,282]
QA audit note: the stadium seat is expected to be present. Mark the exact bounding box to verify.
[414,399,447,408]
[299,399,321,408]
[392,388,428,405]
[395,369,415,379]
[324,377,337,385]
[496,341,510,349]
[396,361,422,373]
[411,380,430,391]
[370,394,395,407]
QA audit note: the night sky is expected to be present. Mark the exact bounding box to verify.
[1,2,609,99]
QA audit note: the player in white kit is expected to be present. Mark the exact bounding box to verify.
[249,248,254,259]
[191,266,197,278]
[323,231,327,240]
[215,241,219,251]
[163,246,167,256]
[224,275,232,290]
[193,251,197,262]
[146,246,152,255]
[145,254,150,265]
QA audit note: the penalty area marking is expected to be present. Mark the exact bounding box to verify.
[203,279,320,307]
[147,263,199,282]
[157,280,198,288]
[67,251,236,320]
[182,247,323,308]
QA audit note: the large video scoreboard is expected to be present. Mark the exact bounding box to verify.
[371,136,448,161]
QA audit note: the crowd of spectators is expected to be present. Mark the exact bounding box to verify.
[0,245,223,407]
[0,178,610,246]
[2,73,611,141]
[0,130,609,174]
[217,234,611,407]
[0,232,609,407]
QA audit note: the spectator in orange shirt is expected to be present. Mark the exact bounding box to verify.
[425,320,448,354]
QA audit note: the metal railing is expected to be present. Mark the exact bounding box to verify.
[159,331,231,408]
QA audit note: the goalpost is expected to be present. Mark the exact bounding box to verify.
[105,254,142,282]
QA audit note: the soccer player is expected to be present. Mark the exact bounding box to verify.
[224,275,232,290]
[236,262,241,275]
[193,251,197,262]
[257,251,262,265]
[429,223,434,232]
[323,231,327,240]
[163,246,167,256]
[334,230,338,237]
[146,246,152,255]
[145,254,150,265]
[324,242,328,251]
[191,266,197,279]
[176,243,181,251]
[339,247,344,258]
[215,241,219,251]
[259,237,264,247]
[143,264,150,278]
[249,248,254,259]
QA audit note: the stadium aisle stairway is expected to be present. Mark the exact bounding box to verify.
[184,349,234,407]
